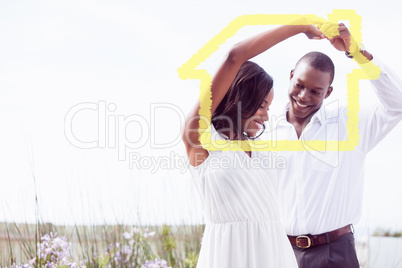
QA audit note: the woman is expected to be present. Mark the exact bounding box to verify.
[182,24,324,267]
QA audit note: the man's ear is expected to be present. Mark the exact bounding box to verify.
[290,69,294,80]
[325,86,333,99]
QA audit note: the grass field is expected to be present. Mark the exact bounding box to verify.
[0,222,204,268]
[2,222,402,267]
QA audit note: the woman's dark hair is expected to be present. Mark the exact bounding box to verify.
[212,61,273,139]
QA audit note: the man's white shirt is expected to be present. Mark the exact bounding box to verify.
[263,57,402,236]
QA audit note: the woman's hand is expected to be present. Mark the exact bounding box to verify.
[288,16,326,40]
[303,24,325,40]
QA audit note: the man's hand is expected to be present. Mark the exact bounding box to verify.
[321,23,359,54]
[320,22,373,62]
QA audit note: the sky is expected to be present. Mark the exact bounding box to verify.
[0,0,401,234]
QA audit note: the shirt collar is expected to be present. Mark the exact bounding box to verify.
[279,103,324,126]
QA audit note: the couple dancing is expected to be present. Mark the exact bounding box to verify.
[182,21,402,267]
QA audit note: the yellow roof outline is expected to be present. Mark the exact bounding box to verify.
[178,9,381,152]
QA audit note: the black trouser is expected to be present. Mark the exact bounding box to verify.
[292,233,359,268]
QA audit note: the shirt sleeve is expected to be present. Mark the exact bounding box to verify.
[370,57,402,113]
[360,56,402,153]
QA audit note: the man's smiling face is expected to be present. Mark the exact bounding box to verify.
[288,61,333,124]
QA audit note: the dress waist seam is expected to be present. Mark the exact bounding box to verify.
[206,219,279,224]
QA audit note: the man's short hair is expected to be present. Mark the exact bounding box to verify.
[295,51,335,85]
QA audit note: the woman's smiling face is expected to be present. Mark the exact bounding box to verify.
[242,89,274,138]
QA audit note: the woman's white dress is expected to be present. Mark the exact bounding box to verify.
[190,126,297,268]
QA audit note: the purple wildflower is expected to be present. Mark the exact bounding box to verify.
[142,258,171,268]
[35,232,77,268]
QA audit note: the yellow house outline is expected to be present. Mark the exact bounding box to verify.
[178,10,381,152]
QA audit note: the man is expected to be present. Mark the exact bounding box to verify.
[270,23,402,267]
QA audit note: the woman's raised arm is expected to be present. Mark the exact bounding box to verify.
[182,24,324,166]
